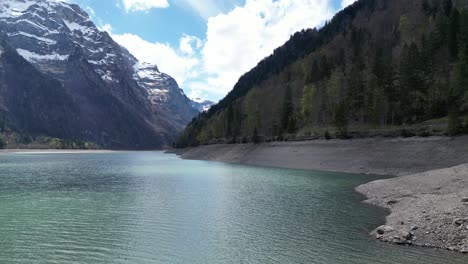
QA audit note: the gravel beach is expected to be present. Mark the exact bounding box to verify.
[172,136,468,176]
[356,164,468,253]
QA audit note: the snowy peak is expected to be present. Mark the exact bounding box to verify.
[0,0,123,82]
[0,0,198,147]
[0,0,86,20]
[0,0,46,17]
[191,98,215,112]
[134,62,162,83]
[0,0,192,103]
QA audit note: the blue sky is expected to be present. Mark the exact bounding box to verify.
[70,0,355,101]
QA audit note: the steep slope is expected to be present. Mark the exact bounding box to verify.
[0,39,77,138]
[0,0,197,149]
[177,0,468,148]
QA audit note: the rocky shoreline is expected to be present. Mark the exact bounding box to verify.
[356,164,468,254]
[172,136,468,253]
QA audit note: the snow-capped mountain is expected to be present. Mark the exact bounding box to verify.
[0,0,198,148]
[191,98,215,112]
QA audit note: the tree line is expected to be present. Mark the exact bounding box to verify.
[176,0,468,148]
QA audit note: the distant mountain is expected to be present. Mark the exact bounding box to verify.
[191,98,215,112]
[0,0,197,149]
[176,0,468,148]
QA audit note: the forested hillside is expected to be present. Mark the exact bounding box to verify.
[176,0,468,148]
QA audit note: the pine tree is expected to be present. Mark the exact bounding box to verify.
[0,137,6,149]
[300,84,316,124]
[442,0,452,17]
[448,93,462,135]
[348,66,365,118]
[448,9,460,59]
[457,11,468,111]
[281,85,294,133]
[308,61,320,83]
[422,0,431,15]
[399,42,427,121]
[252,127,260,144]
[335,102,348,138]
[320,56,331,79]
[225,105,234,137]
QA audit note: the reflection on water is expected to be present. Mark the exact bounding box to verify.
[0,152,466,264]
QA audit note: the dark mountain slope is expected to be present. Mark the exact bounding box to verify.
[0,39,77,138]
[177,0,468,148]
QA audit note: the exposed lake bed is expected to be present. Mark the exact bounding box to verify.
[0,151,466,263]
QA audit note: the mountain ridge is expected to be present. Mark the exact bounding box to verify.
[0,0,200,149]
[176,0,468,148]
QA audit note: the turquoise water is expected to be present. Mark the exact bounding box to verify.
[0,152,466,264]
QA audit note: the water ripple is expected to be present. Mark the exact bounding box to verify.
[0,152,466,263]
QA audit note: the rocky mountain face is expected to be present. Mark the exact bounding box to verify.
[191,98,215,112]
[0,0,198,149]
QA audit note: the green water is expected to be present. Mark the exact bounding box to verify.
[0,152,466,264]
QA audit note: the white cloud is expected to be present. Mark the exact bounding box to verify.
[179,34,202,55]
[172,0,223,20]
[95,0,335,100]
[341,0,357,8]
[84,6,95,17]
[200,0,333,97]
[121,0,169,12]
[112,33,200,87]
[98,23,113,33]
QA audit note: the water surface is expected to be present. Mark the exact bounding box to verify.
[0,152,466,263]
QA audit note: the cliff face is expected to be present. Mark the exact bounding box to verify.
[0,0,198,149]
[176,0,468,148]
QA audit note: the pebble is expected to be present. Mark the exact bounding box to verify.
[402,232,413,240]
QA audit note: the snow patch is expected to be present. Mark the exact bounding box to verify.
[9,32,56,44]
[0,0,70,18]
[148,88,168,95]
[0,0,36,18]
[101,71,115,82]
[64,20,93,36]
[102,74,113,82]
[8,19,59,34]
[133,62,163,81]
[191,97,215,112]
[87,59,107,65]
[17,48,68,61]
